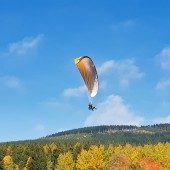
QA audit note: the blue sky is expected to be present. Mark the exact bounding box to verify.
[1,0,170,142]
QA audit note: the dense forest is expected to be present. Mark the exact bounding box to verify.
[0,142,169,169]
[0,123,170,169]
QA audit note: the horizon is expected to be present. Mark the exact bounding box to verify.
[2,123,170,143]
[1,0,170,142]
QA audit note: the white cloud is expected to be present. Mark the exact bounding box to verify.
[152,115,170,124]
[156,47,170,70]
[0,76,21,88]
[4,34,43,56]
[85,94,144,126]
[98,59,144,86]
[63,85,87,97]
[155,79,170,90]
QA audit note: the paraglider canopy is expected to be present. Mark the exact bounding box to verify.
[74,56,99,98]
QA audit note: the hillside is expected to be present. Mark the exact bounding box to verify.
[38,123,170,145]
[0,124,169,169]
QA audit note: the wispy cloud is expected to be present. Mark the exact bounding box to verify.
[63,85,87,97]
[40,98,63,110]
[97,60,114,75]
[0,76,22,88]
[152,115,170,124]
[40,98,71,110]
[4,34,43,56]
[156,47,170,71]
[34,123,45,132]
[99,81,107,90]
[56,128,66,133]
[112,19,136,31]
[64,59,143,98]
[98,59,144,86]
[85,94,144,126]
[43,99,60,108]
[155,79,170,90]
[155,47,170,90]
[63,80,107,98]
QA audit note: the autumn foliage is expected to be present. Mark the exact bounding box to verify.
[0,142,170,169]
[139,158,160,170]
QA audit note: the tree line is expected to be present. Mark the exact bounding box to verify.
[47,123,170,138]
[41,129,170,145]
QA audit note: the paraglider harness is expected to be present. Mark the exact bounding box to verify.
[88,103,97,111]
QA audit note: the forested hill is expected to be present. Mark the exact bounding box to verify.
[47,123,170,138]
[37,123,170,145]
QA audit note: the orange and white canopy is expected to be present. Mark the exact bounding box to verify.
[74,56,99,98]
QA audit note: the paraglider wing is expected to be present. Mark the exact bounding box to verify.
[74,56,99,97]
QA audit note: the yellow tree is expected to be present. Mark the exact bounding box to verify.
[106,144,114,158]
[114,144,123,154]
[49,143,57,153]
[140,143,170,169]
[43,144,50,155]
[3,155,14,170]
[122,144,140,164]
[55,151,75,170]
[76,145,107,170]
[43,144,53,170]
[22,157,32,170]
[6,146,12,156]
[73,142,82,159]
[153,142,170,169]
[105,144,114,165]
[47,159,53,170]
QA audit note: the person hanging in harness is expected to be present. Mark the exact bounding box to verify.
[88,103,97,111]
